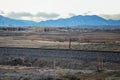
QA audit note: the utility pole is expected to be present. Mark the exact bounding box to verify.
[69,38,72,49]
[96,54,104,72]
[53,59,56,80]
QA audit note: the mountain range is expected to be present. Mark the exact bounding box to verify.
[0,15,120,29]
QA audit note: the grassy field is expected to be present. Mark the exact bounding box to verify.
[0,28,120,80]
[0,28,120,51]
[0,65,120,80]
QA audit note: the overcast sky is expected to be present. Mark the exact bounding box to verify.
[0,0,120,21]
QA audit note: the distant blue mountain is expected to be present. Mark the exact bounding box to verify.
[38,15,120,29]
[39,15,107,26]
[0,15,37,27]
[0,15,120,29]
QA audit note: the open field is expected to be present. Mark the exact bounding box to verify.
[0,28,120,51]
[0,65,120,80]
[0,47,120,70]
[0,28,120,80]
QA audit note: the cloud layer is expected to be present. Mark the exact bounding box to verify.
[7,12,33,18]
[100,14,120,20]
[36,12,59,19]
[0,10,4,14]
[1,11,60,22]
[1,10,120,21]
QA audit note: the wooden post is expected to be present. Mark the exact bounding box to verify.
[53,59,56,80]
[96,54,104,72]
[69,38,72,49]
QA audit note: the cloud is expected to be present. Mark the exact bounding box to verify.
[36,12,60,19]
[0,10,5,14]
[100,14,120,20]
[69,13,76,17]
[6,12,33,19]
[5,12,60,21]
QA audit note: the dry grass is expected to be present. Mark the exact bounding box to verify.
[0,65,37,70]
[0,30,120,51]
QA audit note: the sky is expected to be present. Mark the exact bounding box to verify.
[0,0,120,21]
